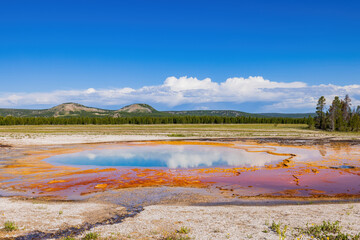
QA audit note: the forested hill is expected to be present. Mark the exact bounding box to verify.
[164,110,263,117]
[0,103,113,117]
[260,113,316,118]
[0,103,314,118]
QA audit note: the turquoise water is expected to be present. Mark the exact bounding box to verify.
[45,144,285,169]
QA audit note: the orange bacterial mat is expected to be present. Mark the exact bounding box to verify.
[1,140,359,200]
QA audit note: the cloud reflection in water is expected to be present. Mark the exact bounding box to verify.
[47,145,285,169]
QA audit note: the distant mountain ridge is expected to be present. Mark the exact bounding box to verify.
[164,110,264,117]
[0,103,315,118]
[259,112,316,118]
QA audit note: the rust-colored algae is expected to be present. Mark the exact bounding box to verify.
[0,140,359,199]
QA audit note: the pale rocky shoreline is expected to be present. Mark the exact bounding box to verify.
[80,203,360,240]
[0,134,170,146]
[1,133,359,147]
[0,197,126,239]
[0,197,359,239]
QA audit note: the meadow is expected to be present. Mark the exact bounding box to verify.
[0,124,359,141]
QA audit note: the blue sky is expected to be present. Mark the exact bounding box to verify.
[0,0,359,112]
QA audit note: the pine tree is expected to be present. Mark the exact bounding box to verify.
[350,113,360,131]
[315,96,326,129]
[307,116,315,130]
[328,96,342,131]
[342,94,351,121]
[341,94,351,131]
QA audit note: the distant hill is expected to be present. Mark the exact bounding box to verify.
[0,108,39,117]
[117,104,157,113]
[46,103,111,117]
[164,110,263,117]
[0,103,112,118]
[259,113,316,118]
[0,103,315,118]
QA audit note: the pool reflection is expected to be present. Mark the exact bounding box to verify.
[46,145,285,169]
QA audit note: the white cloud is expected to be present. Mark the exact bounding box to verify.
[85,88,96,94]
[164,76,218,91]
[0,76,359,112]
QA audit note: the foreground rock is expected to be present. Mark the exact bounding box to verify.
[81,203,360,240]
[0,196,359,239]
[0,197,126,239]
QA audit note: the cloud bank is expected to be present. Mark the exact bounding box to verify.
[1,76,359,112]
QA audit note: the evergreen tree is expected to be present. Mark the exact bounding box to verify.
[342,94,351,121]
[350,112,360,132]
[315,96,326,129]
[307,116,315,130]
[340,94,351,131]
[329,96,343,131]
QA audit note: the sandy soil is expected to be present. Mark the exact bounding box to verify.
[80,203,360,240]
[1,124,359,147]
[0,134,171,146]
[0,197,126,239]
[1,196,359,239]
[1,133,359,147]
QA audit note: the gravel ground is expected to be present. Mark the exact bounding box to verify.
[1,124,359,147]
[0,197,359,239]
[0,134,171,146]
[0,197,126,239]
[80,203,360,240]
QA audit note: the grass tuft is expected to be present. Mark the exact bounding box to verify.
[270,221,287,240]
[167,133,186,137]
[301,221,360,240]
[159,226,192,240]
[4,221,18,232]
[82,232,99,240]
[62,237,76,240]
[176,226,190,234]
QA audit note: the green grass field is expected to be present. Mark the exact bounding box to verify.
[0,124,359,139]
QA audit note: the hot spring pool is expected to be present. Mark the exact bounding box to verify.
[1,140,359,199]
[45,144,286,169]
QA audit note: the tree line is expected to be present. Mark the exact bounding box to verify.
[0,115,307,125]
[309,95,360,131]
